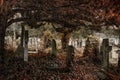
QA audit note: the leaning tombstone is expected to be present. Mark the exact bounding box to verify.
[100,39,112,70]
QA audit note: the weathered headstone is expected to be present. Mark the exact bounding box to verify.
[86,38,90,46]
[72,40,74,46]
[79,39,82,47]
[100,39,112,69]
[37,38,41,47]
[15,25,24,58]
[83,37,90,57]
[82,39,86,47]
[15,45,24,58]
[74,40,77,48]
[24,30,29,62]
[116,50,120,68]
[66,45,75,68]
[28,38,32,46]
[116,50,120,74]
[51,39,57,57]
[109,46,119,66]
[35,37,38,52]
[13,27,16,47]
[69,39,72,45]
[46,39,51,48]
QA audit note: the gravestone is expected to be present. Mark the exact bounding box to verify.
[116,50,120,74]
[28,38,32,46]
[35,38,38,52]
[66,45,75,68]
[13,27,16,47]
[69,39,72,45]
[82,39,86,46]
[51,39,57,57]
[83,38,90,57]
[46,39,51,48]
[116,50,120,68]
[15,45,24,58]
[24,30,29,62]
[72,40,75,46]
[79,39,82,47]
[37,38,41,47]
[109,46,119,66]
[74,40,77,48]
[100,39,112,69]
[86,38,90,46]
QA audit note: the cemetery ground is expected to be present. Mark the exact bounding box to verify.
[0,46,120,80]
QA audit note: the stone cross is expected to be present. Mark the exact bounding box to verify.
[100,39,112,69]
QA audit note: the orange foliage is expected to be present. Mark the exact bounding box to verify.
[0,0,3,6]
[0,0,17,13]
[12,0,17,7]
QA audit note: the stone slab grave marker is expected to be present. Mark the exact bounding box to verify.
[79,39,82,47]
[83,37,90,57]
[24,30,29,62]
[100,39,112,69]
[15,26,24,58]
[51,39,57,57]
[116,50,120,74]
[15,45,24,58]
[66,45,75,68]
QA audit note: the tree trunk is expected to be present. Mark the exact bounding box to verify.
[0,25,6,63]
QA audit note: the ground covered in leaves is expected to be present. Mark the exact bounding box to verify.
[0,51,120,80]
